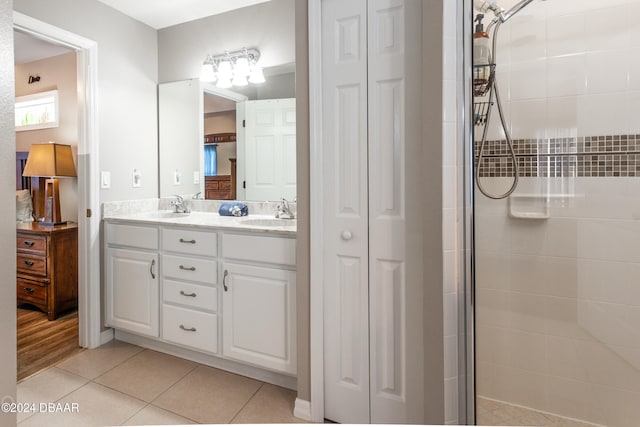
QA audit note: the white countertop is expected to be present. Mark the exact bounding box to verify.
[103,211,296,235]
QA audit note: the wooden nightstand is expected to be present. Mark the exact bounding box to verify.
[16,222,78,320]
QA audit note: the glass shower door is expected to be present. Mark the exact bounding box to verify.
[471,1,640,426]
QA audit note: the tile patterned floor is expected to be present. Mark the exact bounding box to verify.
[17,340,306,426]
[476,397,600,427]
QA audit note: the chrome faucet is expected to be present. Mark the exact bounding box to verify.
[171,195,191,214]
[276,197,295,219]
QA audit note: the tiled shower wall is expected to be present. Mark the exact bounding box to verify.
[474,0,640,426]
[475,135,640,177]
[442,0,460,424]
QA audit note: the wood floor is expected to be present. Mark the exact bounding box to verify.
[17,307,84,381]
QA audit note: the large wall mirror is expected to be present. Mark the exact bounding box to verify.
[158,64,296,201]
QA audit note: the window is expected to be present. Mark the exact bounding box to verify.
[15,90,59,131]
[204,144,218,176]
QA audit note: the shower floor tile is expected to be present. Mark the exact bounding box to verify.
[476,397,599,427]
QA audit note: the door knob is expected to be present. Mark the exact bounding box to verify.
[341,230,353,241]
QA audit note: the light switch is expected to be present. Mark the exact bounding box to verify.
[101,171,111,189]
[193,171,200,185]
[132,169,142,188]
[174,169,181,185]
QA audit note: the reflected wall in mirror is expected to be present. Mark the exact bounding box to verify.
[158,67,296,201]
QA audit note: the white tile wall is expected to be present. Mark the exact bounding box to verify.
[476,178,640,426]
[484,0,640,140]
[442,1,459,425]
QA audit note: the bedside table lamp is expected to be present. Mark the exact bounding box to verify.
[22,143,77,225]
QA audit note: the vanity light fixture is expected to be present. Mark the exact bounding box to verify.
[199,48,265,88]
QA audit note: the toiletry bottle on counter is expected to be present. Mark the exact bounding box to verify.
[473,13,491,95]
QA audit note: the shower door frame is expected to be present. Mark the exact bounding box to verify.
[461,0,477,425]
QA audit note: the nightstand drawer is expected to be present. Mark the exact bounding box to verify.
[16,234,46,255]
[17,254,47,277]
[17,278,46,306]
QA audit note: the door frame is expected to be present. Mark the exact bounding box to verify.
[13,12,102,349]
[307,0,325,423]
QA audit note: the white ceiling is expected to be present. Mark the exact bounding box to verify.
[14,31,72,65]
[96,0,272,29]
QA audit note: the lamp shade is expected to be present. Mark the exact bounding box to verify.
[23,143,77,178]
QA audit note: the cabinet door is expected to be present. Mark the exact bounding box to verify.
[105,248,159,337]
[222,262,296,374]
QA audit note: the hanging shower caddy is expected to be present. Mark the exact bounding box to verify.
[473,63,495,126]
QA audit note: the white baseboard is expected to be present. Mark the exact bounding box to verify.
[99,329,114,346]
[293,398,312,421]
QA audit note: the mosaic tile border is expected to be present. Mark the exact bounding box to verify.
[474,135,640,177]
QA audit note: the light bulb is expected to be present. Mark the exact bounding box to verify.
[200,62,216,82]
[234,57,250,77]
[216,77,232,89]
[217,60,233,80]
[232,73,248,87]
[249,66,265,84]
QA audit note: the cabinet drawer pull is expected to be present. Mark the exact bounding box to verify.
[179,324,197,332]
[23,287,35,294]
[180,290,197,297]
[179,238,196,244]
[23,241,35,247]
[179,265,196,271]
[223,269,229,292]
[150,259,156,279]
[23,260,35,267]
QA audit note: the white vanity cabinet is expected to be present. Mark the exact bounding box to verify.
[160,227,219,354]
[105,223,160,337]
[104,217,297,385]
[222,233,297,375]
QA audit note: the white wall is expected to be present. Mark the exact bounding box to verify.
[158,0,295,83]
[14,0,158,202]
[15,51,78,222]
[0,0,17,425]
[475,1,640,425]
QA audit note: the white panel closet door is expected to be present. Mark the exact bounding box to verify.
[322,0,424,424]
[367,0,423,423]
[321,0,370,423]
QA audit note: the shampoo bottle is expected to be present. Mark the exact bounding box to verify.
[473,14,491,95]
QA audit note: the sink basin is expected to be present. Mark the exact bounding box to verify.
[143,211,191,219]
[240,218,296,228]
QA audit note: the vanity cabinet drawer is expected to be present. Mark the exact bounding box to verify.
[16,234,46,254]
[162,228,217,256]
[162,305,218,354]
[17,254,47,277]
[222,234,295,266]
[106,223,158,250]
[162,254,217,284]
[163,280,217,312]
